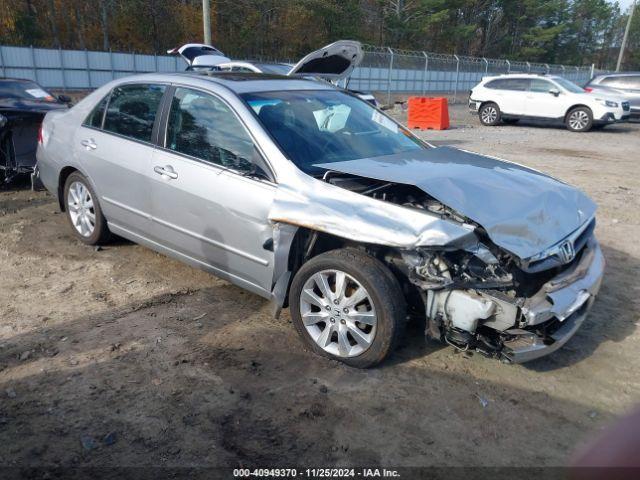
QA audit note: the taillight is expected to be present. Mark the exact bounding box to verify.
[37,124,43,143]
[584,87,593,93]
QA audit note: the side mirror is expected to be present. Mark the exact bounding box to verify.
[58,94,72,104]
[549,89,560,97]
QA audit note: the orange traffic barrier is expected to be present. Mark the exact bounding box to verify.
[407,97,450,130]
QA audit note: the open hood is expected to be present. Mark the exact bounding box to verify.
[315,147,596,260]
[167,43,230,68]
[287,40,363,80]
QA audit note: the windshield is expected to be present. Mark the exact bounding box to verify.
[553,77,585,94]
[0,80,56,101]
[242,90,425,174]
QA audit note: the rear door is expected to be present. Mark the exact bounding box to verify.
[149,86,276,296]
[524,78,566,118]
[485,78,528,115]
[74,83,166,237]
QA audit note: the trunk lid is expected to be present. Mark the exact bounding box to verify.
[287,40,363,81]
[167,43,230,68]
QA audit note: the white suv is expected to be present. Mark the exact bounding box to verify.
[469,74,630,132]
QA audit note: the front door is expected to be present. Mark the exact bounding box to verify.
[149,86,276,296]
[524,78,566,118]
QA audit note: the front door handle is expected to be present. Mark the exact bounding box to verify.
[154,165,178,179]
[80,138,97,150]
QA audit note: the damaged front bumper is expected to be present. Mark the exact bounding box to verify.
[502,237,605,363]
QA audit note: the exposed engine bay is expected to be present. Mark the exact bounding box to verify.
[323,170,601,362]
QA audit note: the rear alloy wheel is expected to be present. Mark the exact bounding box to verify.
[290,249,405,368]
[566,107,593,132]
[64,172,111,245]
[479,103,501,126]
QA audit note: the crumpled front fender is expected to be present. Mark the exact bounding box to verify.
[269,175,477,249]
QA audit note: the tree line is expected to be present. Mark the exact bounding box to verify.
[0,0,637,70]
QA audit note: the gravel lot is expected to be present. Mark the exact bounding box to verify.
[0,104,639,470]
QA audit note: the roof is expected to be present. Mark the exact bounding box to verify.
[106,71,334,94]
[592,71,640,78]
[486,73,557,79]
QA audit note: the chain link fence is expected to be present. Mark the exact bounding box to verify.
[0,43,596,103]
[349,44,597,103]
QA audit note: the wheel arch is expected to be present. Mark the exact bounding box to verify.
[57,166,78,211]
[479,100,499,111]
[564,104,593,121]
[277,226,413,312]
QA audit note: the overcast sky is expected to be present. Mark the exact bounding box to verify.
[613,0,635,12]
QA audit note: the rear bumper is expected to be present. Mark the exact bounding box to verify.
[502,238,605,363]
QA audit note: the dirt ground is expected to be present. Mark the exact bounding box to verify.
[0,104,639,471]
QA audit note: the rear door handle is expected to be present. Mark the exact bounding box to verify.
[153,165,178,179]
[80,138,97,150]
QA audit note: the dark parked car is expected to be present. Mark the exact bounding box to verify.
[0,78,69,184]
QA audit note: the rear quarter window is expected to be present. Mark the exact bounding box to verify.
[83,95,109,129]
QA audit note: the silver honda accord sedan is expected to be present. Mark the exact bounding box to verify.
[36,71,604,367]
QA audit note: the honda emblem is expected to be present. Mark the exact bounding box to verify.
[559,240,575,263]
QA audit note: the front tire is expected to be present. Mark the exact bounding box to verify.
[63,171,111,245]
[566,107,593,132]
[479,102,501,126]
[289,248,406,368]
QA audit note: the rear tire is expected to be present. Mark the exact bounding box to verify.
[566,107,593,132]
[479,103,501,126]
[63,171,111,245]
[289,248,406,368]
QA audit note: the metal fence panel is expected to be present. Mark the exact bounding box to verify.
[0,43,594,100]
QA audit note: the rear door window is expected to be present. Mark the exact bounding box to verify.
[485,78,529,91]
[504,79,529,91]
[103,84,166,143]
[485,79,508,90]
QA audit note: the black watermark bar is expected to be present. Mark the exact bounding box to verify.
[1,467,640,480]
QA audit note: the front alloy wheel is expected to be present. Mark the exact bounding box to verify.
[566,107,593,132]
[300,269,377,358]
[290,248,406,368]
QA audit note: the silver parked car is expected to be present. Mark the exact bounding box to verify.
[585,72,640,119]
[36,70,604,367]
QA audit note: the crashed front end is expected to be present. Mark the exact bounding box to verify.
[390,220,604,363]
[272,146,605,363]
